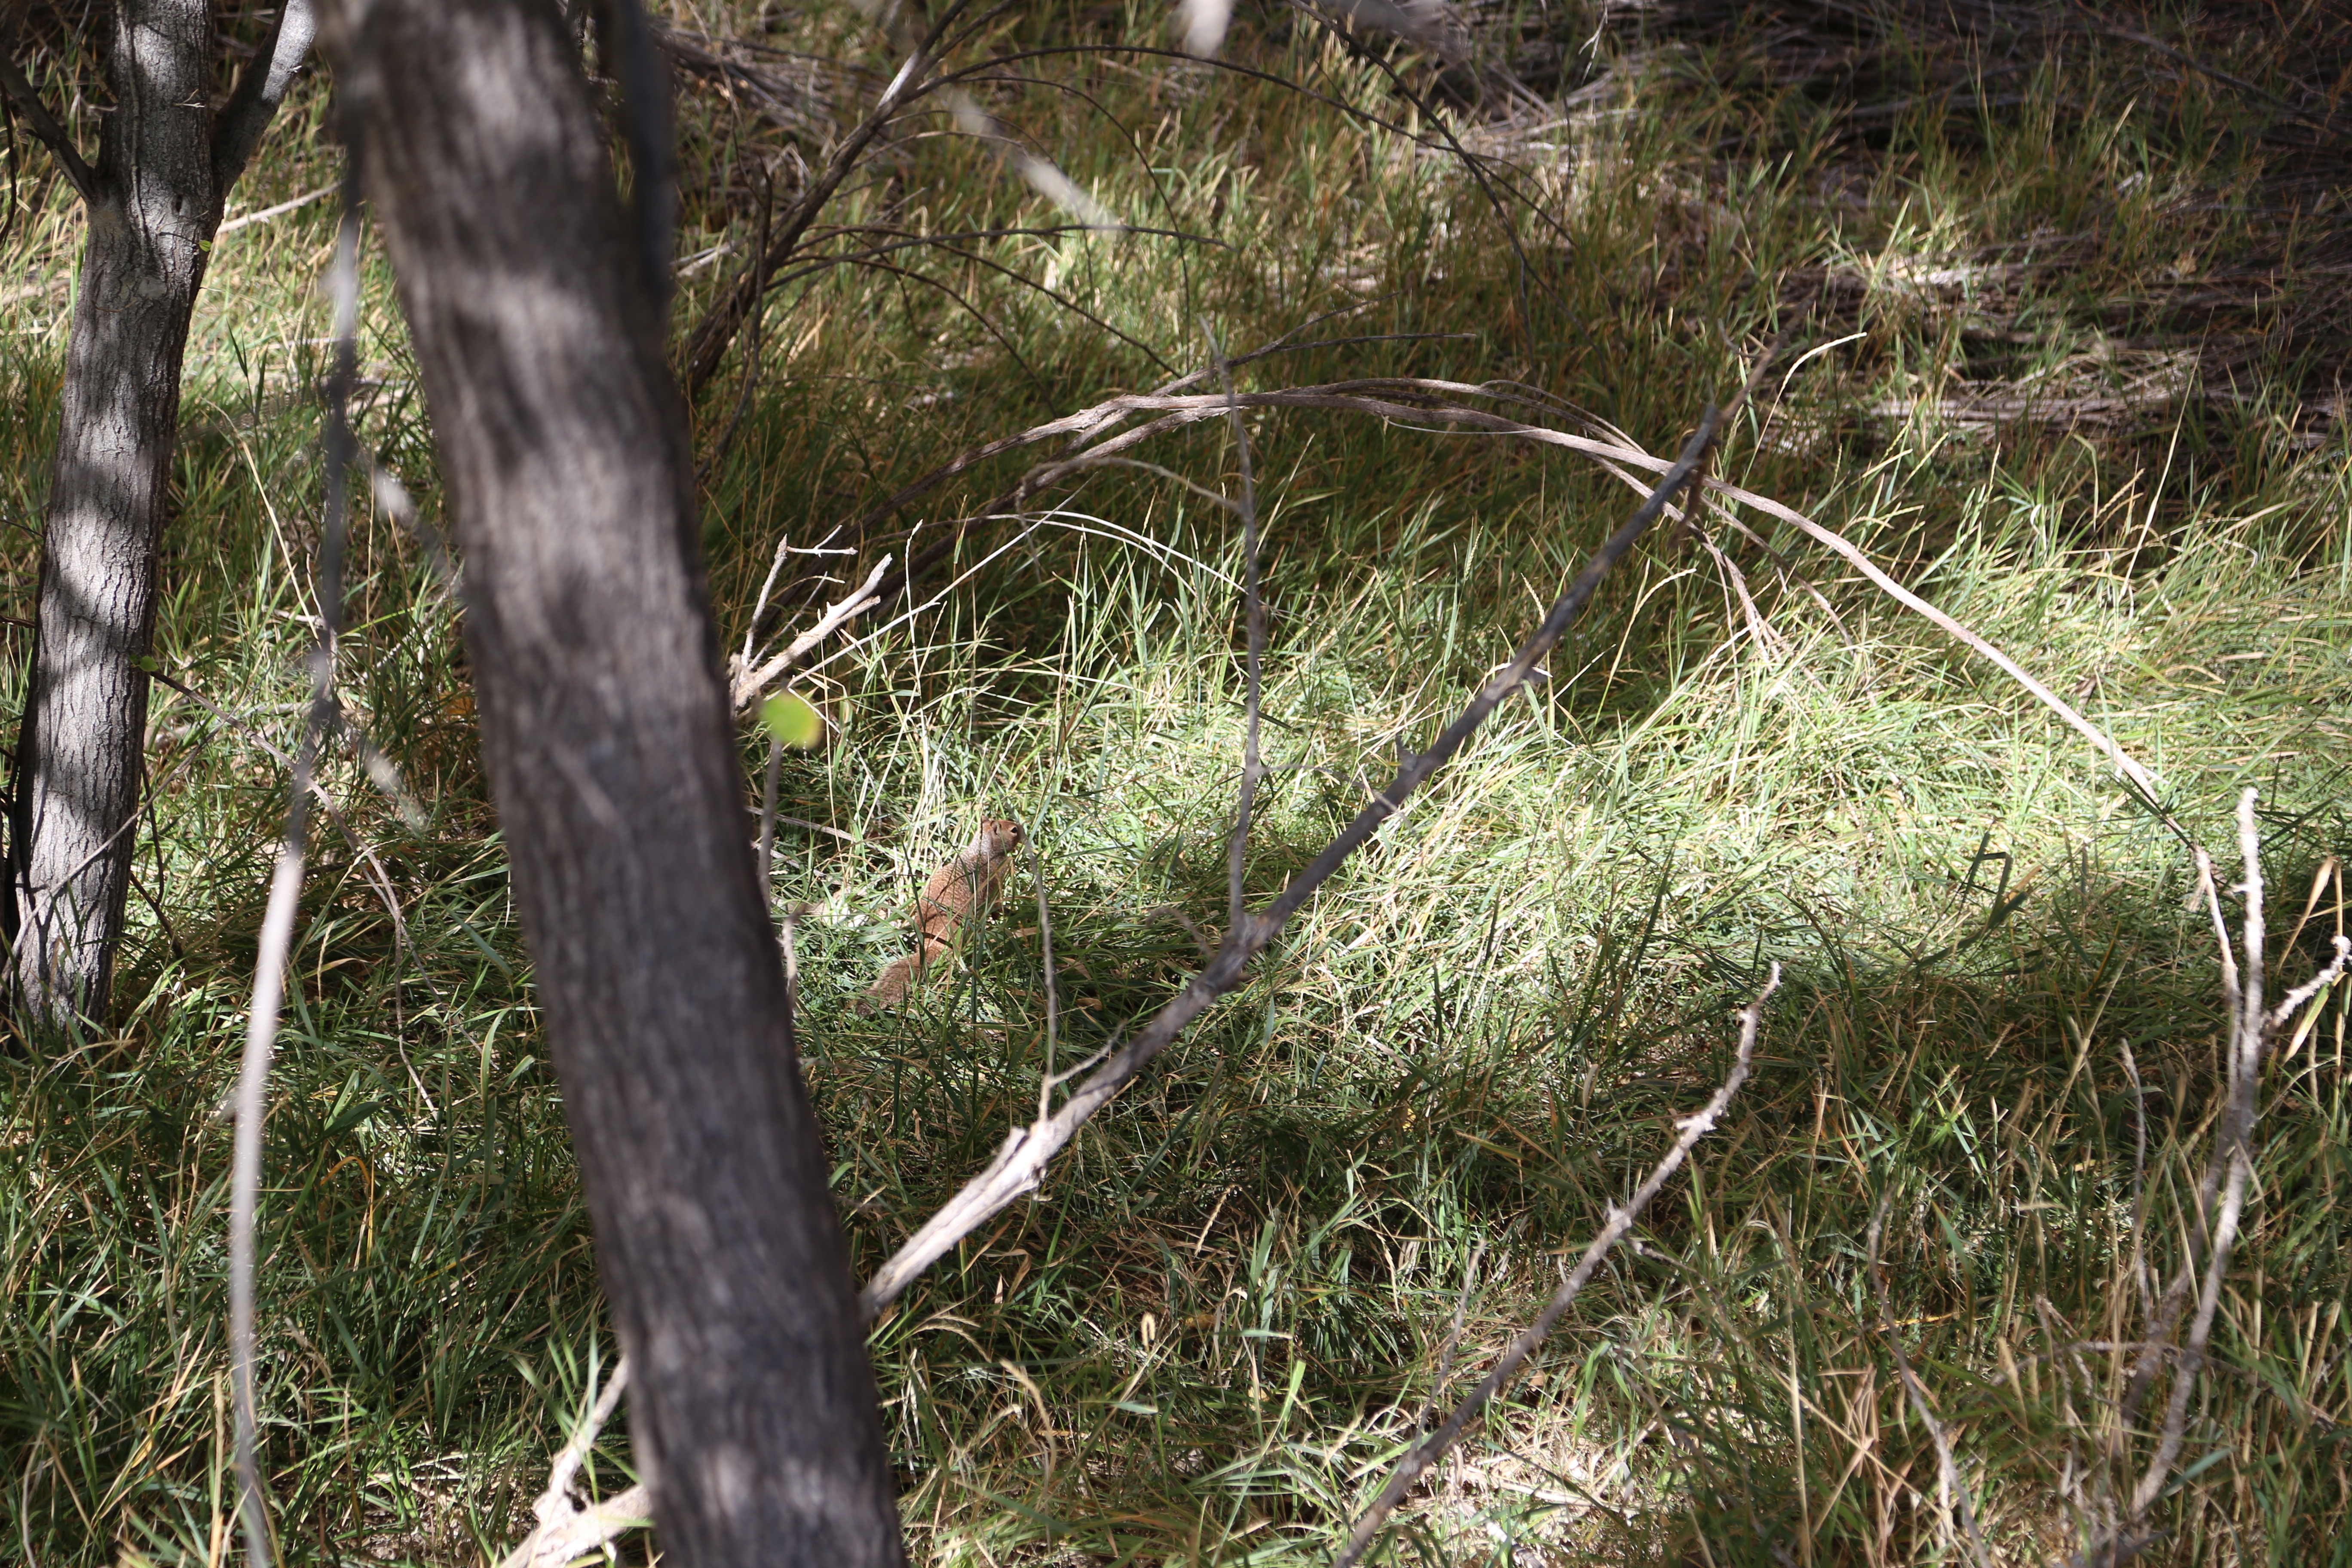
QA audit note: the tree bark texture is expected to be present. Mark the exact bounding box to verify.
[313,4,906,1564]
[6,0,312,1033]
[8,0,215,1031]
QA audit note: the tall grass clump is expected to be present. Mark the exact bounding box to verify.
[3,1,2350,1563]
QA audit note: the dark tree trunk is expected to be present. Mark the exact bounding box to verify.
[312,3,905,1564]
[4,1,311,1034]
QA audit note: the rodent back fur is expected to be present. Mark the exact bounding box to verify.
[858,818,1024,1012]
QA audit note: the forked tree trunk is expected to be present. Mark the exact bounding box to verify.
[5,1,311,1035]
[312,3,904,1563]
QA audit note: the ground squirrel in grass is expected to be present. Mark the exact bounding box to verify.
[856,818,1025,1014]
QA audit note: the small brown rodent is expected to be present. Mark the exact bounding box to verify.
[856,818,1024,1014]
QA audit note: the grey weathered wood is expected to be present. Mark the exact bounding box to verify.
[312,3,905,1563]
[5,2,309,1033]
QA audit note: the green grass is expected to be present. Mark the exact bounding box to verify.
[4,2,2351,1563]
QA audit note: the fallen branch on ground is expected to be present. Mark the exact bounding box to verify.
[2083,790,2348,1557]
[496,1359,652,1568]
[1331,963,1781,1567]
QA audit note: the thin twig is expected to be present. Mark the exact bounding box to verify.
[773,815,858,842]
[216,183,337,236]
[1032,838,1057,1124]
[1417,1240,1486,1430]
[2120,1043,2152,1320]
[228,156,361,1568]
[1680,478,2191,851]
[2086,791,2350,1551]
[2111,854,2236,1461]
[857,363,1770,1321]
[1867,1191,1993,1568]
[1210,322,1263,937]
[757,734,783,901]
[2130,795,2345,1517]
[739,532,794,673]
[1331,964,1782,1568]
[2267,939,2347,1031]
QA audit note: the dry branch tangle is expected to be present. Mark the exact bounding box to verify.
[855,374,2182,848]
[857,375,1755,1318]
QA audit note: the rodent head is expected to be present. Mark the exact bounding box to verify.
[974,818,1025,858]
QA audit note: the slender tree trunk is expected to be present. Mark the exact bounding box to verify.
[313,4,905,1563]
[7,0,214,1032]
[4,2,312,1035]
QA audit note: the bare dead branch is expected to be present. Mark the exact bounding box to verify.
[216,183,337,235]
[2267,941,2347,1031]
[857,366,1764,1322]
[229,164,361,1568]
[682,0,980,396]
[1674,478,2192,852]
[542,1359,628,1524]
[2129,795,2349,1518]
[729,554,891,710]
[496,1357,648,1568]
[2120,1043,2152,1320]
[2110,854,2238,1470]
[2061,793,2352,1559]
[509,1483,652,1568]
[1331,964,1782,1568]
[0,37,98,206]
[739,531,797,672]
